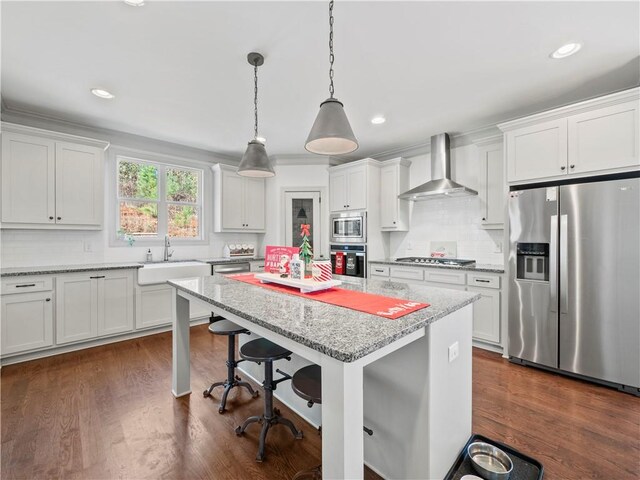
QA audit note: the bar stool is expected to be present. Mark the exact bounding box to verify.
[235,338,304,462]
[203,319,258,413]
[290,364,373,480]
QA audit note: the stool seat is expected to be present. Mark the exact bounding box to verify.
[292,365,322,405]
[208,319,249,336]
[240,338,292,362]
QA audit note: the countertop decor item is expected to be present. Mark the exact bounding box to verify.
[253,272,341,294]
[237,52,274,177]
[304,0,358,155]
[299,223,313,278]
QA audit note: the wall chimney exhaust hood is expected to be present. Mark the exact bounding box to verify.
[398,133,477,201]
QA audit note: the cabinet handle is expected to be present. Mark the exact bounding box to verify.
[16,284,36,288]
[570,164,575,169]
[49,216,54,220]
[89,275,105,279]
[393,221,396,224]
[476,279,491,283]
[482,217,486,221]
[57,216,62,220]
[560,166,566,171]
[375,269,384,273]
[46,298,51,302]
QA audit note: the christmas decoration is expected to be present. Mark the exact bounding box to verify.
[299,223,313,278]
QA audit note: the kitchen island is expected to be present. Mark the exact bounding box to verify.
[169,275,479,479]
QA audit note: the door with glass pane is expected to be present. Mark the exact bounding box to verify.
[284,191,321,257]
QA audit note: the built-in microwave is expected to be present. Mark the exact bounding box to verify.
[330,211,367,244]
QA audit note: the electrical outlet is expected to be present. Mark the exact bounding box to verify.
[448,341,459,363]
[494,241,503,253]
[83,241,93,253]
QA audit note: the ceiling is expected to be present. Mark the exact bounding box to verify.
[2,1,639,160]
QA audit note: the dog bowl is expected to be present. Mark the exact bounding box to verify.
[467,441,513,480]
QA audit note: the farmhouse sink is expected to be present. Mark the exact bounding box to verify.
[137,261,211,286]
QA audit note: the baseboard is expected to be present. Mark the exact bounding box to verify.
[472,340,503,355]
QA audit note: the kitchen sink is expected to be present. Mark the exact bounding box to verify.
[137,260,211,285]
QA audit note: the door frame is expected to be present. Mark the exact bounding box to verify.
[280,187,329,260]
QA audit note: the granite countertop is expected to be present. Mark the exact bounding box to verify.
[0,262,144,277]
[169,275,479,363]
[369,259,505,274]
[202,257,264,265]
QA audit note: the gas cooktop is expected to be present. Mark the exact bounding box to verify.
[395,257,476,266]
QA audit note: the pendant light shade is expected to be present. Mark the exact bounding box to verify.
[305,0,358,156]
[305,97,358,155]
[238,52,275,177]
[239,139,274,177]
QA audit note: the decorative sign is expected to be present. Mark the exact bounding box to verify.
[264,246,300,274]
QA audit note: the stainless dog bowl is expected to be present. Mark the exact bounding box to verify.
[467,441,513,480]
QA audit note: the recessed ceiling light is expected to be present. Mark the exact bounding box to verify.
[91,88,115,99]
[550,43,582,59]
[124,0,145,6]
[371,115,386,125]
[256,136,266,144]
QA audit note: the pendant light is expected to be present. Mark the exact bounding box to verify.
[305,0,358,155]
[238,52,275,177]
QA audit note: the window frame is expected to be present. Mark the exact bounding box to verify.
[115,154,205,244]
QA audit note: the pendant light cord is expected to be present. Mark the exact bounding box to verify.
[253,61,259,139]
[329,0,335,98]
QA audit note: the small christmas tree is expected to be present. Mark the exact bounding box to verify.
[299,224,313,277]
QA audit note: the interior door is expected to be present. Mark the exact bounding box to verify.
[284,191,322,257]
[559,178,640,387]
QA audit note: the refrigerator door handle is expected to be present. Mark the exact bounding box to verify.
[560,214,569,314]
[550,215,558,311]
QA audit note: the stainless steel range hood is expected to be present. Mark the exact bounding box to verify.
[398,133,477,200]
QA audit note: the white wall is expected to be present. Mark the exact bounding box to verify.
[389,144,504,265]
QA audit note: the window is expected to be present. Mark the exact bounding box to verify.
[116,156,203,241]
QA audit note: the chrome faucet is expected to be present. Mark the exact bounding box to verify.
[164,234,174,261]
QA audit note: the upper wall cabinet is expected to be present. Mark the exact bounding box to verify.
[329,164,367,212]
[1,124,109,230]
[212,164,266,233]
[499,88,639,184]
[477,141,505,229]
[380,158,411,231]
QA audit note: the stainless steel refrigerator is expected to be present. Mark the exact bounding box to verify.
[508,174,640,392]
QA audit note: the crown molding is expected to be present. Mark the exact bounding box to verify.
[270,154,349,167]
[2,122,110,150]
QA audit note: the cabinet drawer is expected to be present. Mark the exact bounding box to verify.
[424,270,466,285]
[390,267,424,281]
[370,265,390,277]
[1,276,53,295]
[467,274,500,289]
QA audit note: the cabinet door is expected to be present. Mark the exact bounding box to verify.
[506,119,567,182]
[329,171,348,212]
[221,169,245,230]
[98,271,134,336]
[479,144,505,228]
[1,132,56,224]
[136,284,173,329]
[346,166,367,210]
[55,142,103,226]
[468,287,500,344]
[380,165,398,228]
[1,291,53,355]
[244,177,266,231]
[56,275,97,344]
[568,101,639,174]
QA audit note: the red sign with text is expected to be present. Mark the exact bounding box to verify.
[264,246,300,274]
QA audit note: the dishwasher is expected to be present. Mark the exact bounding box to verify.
[209,262,252,321]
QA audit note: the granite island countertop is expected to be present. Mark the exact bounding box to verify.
[169,275,479,362]
[369,258,505,274]
[0,262,145,277]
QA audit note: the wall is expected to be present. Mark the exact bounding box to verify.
[389,143,504,265]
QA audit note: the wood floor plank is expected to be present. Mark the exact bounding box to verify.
[2,325,639,479]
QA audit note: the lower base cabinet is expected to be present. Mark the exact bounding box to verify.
[467,287,501,344]
[56,270,134,345]
[136,284,212,330]
[1,291,54,355]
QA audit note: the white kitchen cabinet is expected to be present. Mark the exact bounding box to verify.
[329,164,367,212]
[1,125,108,229]
[380,158,411,231]
[477,142,505,229]
[505,118,567,183]
[568,100,639,175]
[1,291,54,355]
[500,88,639,184]
[467,287,501,345]
[56,270,135,345]
[136,283,211,330]
[212,164,266,232]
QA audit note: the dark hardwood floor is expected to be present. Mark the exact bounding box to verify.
[2,324,638,479]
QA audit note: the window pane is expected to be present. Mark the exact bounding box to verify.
[166,168,198,203]
[119,201,158,236]
[118,161,158,200]
[168,205,199,238]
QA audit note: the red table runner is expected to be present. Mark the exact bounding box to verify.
[230,274,429,320]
